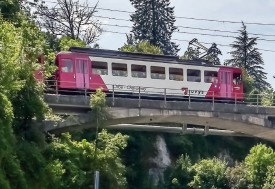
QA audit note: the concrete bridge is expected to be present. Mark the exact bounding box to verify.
[43,94,275,142]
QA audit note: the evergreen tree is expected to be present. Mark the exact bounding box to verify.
[130,0,179,55]
[225,23,270,91]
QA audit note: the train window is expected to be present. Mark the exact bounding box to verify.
[92,61,108,75]
[233,73,242,84]
[187,69,201,82]
[61,59,73,73]
[131,64,146,78]
[151,66,165,80]
[112,63,128,77]
[169,68,183,81]
[204,71,218,83]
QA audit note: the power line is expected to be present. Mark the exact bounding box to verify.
[177,26,275,38]
[94,7,275,26]
[42,1,275,38]
[101,29,275,53]
[43,0,275,26]
[84,5,275,26]
[94,15,129,22]
[101,23,275,42]
[96,15,275,39]
[29,1,275,52]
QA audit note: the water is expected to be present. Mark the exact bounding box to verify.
[148,135,171,186]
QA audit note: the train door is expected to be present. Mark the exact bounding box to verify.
[75,59,89,89]
[220,70,232,98]
[58,56,76,89]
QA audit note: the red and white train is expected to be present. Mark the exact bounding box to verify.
[42,47,244,100]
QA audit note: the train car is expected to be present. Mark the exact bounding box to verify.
[53,47,243,100]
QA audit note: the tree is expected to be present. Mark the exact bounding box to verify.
[189,158,229,189]
[0,0,20,21]
[44,130,128,189]
[181,39,222,65]
[181,47,200,60]
[226,163,250,189]
[225,23,270,91]
[244,144,275,189]
[119,41,163,55]
[130,0,179,55]
[260,89,275,106]
[36,0,102,45]
[263,165,275,189]
[204,43,222,65]
[168,154,193,189]
[0,17,48,189]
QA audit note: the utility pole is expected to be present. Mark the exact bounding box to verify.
[94,171,99,189]
[94,116,100,189]
[90,89,106,189]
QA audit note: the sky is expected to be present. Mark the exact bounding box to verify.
[84,0,275,88]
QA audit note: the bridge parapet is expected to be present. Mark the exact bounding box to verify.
[44,94,275,115]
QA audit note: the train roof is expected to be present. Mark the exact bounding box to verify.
[68,47,235,69]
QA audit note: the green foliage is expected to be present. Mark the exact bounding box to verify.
[225,23,270,91]
[226,163,250,189]
[0,18,24,95]
[260,89,275,106]
[130,0,179,55]
[16,141,47,189]
[181,47,200,60]
[168,154,193,189]
[263,165,275,189]
[189,158,229,189]
[0,16,50,189]
[45,130,128,189]
[0,93,28,189]
[242,68,254,94]
[90,88,107,126]
[244,144,275,188]
[59,36,87,51]
[0,0,20,21]
[121,132,157,189]
[119,41,163,55]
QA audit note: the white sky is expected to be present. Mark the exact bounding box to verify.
[89,0,275,88]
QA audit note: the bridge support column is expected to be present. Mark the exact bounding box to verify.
[138,87,141,108]
[234,93,238,112]
[112,85,115,106]
[204,125,209,136]
[181,123,187,135]
[164,88,167,108]
[188,92,191,109]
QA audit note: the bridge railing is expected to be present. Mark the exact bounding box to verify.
[44,80,275,109]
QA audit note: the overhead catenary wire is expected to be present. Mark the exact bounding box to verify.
[43,0,275,26]
[101,29,275,53]
[95,15,275,39]
[100,23,275,42]
[22,0,275,52]
[42,0,275,38]
[96,16,275,40]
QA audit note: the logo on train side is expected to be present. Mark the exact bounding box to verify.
[181,87,205,95]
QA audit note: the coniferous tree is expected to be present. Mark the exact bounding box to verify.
[181,41,222,65]
[225,23,270,91]
[130,0,179,55]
